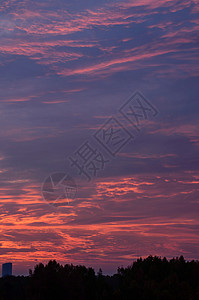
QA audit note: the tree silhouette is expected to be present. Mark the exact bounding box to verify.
[1,256,199,299]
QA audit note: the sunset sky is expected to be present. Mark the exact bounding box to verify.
[0,0,199,275]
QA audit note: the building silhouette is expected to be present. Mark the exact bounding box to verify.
[2,263,12,277]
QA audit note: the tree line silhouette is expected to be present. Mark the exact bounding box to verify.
[1,256,199,299]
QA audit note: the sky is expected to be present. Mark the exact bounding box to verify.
[0,0,199,275]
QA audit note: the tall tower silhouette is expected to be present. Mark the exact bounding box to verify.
[2,263,12,277]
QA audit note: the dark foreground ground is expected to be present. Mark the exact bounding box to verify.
[1,256,199,300]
